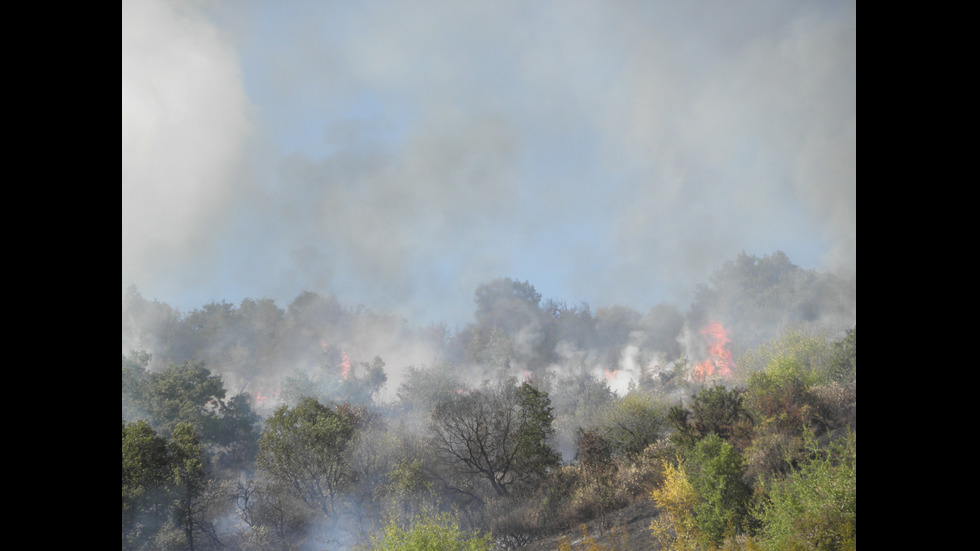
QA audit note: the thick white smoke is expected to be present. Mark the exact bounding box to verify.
[122,0,252,301]
[123,0,855,329]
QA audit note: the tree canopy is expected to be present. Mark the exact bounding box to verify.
[122,251,855,549]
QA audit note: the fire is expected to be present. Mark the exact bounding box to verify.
[339,350,352,379]
[253,388,279,406]
[692,321,735,381]
[604,367,619,380]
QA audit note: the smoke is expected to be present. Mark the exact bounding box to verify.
[122,0,254,301]
[123,0,855,333]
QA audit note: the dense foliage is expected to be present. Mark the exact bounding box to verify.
[123,252,854,550]
[369,509,492,551]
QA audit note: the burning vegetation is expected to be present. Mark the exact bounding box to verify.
[123,251,855,550]
[691,321,735,382]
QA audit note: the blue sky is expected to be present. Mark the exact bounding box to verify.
[122,0,855,328]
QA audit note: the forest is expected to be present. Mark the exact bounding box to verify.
[122,251,856,551]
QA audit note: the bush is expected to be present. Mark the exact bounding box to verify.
[684,434,752,547]
[599,390,668,458]
[612,440,670,500]
[736,328,835,384]
[756,431,856,550]
[369,508,492,551]
[668,385,753,452]
[649,458,701,551]
[745,357,818,435]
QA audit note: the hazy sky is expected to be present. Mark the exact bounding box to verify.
[122,0,855,327]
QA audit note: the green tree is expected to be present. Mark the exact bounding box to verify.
[514,381,561,484]
[598,390,667,459]
[684,434,752,547]
[256,397,362,521]
[757,431,856,550]
[737,327,835,384]
[547,300,598,353]
[123,419,225,551]
[168,422,209,551]
[396,362,467,421]
[141,360,227,439]
[122,419,172,550]
[429,380,559,497]
[745,356,820,435]
[281,354,388,407]
[649,458,701,551]
[668,385,753,452]
[124,355,262,477]
[208,392,262,477]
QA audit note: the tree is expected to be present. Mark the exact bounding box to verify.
[234,477,314,551]
[668,385,753,452]
[208,392,262,477]
[744,356,820,435]
[827,327,856,383]
[141,360,227,439]
[429,380,559,497]
[124,354,262,478]
[168,422,210,551]
[123,351,152,421]
[649,458,701,551]
[123,286,183,364]
[396,362,467,422]
[687,251,854,350]
[576,428,616,534]
[757,431,856,550]
[470,279,547,369]
[598,390,667,459]
[123,419,226,551]
[281,353,388,407]
[684,434,752,547]
[467,327,515,375]
[513,382,562,485]
[123,419,172,550]
[256,397,362,521]
[474,278,541,322]
[737,327,836,384]
[548,370,617,460]
[549,301,598,353]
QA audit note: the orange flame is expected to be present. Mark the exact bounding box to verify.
[339,351,352,379]
[692,321,734,381]
[603,367,619,380]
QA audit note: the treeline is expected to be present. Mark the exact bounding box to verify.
[122,251,855,550]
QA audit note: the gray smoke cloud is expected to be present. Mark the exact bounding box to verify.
[122,0,855,326]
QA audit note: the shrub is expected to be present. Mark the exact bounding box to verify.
[369,508,492,551]
[649,458,701,551]
[684,434,752,547]
[756,431,856,550]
